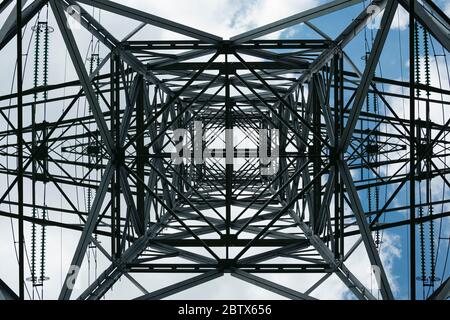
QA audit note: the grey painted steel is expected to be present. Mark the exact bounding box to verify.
[0,279,18,300]
[274,191,377,300]
[51,0,115,154]
[58,161,114,300]
[340,0,399,152]
[230,0,364,43]
[0,0,14,15]
[75,0,222,43]
[285,0,389,93]
[0,0,47,50]
[89,237,149,296]
[135,271,224,300]
[398,0,450,52]
[78,212,174,300]
[63,0,176,97]
[119,167,145,236]
[0,0,447,302]
[428,277,450,300]
[232,269,317,300]
[338,161,394,300]
[0,0,28,45]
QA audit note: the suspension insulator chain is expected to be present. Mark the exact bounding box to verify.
[375,186,380,248]
[31,207,37,285]
[423,27,436,285]
[87,188,92,212]
[33,24,41,100]
[42,22,50,100]
[30,12,52,293]
[373,89,378,114]
[423,27,431,96]
[419,204,426,285]
[429,204,436,284]
[414,22,421,97]
[40,208,47,283]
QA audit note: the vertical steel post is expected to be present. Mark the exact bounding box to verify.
[339,54,344,256]
[115,56,122,258]
[333,55,340,258]
[311,75,322,234]
[136,75,145,233]
[110,52,117,258]
[225,50,233,260]
[16,0,24,300]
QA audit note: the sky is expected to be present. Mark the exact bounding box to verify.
[0,0,449,300]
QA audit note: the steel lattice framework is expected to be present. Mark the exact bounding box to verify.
[0,0,449,300]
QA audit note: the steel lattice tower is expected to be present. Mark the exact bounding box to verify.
[0,0,449,300]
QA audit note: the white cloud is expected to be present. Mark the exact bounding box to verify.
[0,0,430,300]
[109,0,319,40]
[366,6,409,31]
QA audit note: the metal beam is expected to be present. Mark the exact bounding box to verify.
[231,269,317,300]
[77,212,174,300]
[230,0,363,44]
[429,277,450,300]
[0,0,47,50]
[339,0,398,152]
[0,279,18,300]
[134,271,224,300]
[398,0,450,52]
[16,0,24,300]
[50,0,114,154]
[0,0,28,45]
[75,0,222,43]
[58,162,114,300]
[338,161,394,300]
[0,0,14,15]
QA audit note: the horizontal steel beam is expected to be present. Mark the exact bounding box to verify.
[150,61,310,71]
[150,238,310,247]
[127,263,330,274]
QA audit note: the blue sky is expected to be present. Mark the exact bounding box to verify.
[0,0,449,300]
[276,0,450,299]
